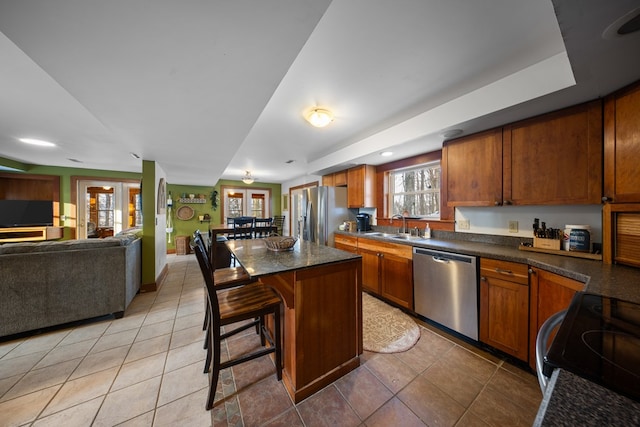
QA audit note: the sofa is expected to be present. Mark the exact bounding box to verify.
[0,230,142,338]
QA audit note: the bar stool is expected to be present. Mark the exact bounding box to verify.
[193,243,283,410]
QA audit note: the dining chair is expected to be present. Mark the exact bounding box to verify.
[272,215,285,236]
[229,216,254,239]
[254,217,273,238]
[193,243,283,410]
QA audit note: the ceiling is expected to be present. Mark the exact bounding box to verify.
[1,0,639,186]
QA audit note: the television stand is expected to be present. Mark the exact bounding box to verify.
[0,226,63,243]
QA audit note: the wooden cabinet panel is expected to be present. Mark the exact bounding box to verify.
[335,234,358,254]
[347,165,376,208]
[334,170,348,186]
[528,267,584,370]
[322,174,334,186]
[479,258,529,361]
[443,129,503,207]
[604,81,640,203]
[504,100,603,205]
[357,237,413,309]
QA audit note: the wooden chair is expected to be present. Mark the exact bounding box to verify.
[272,215,285,236]
[254,217,273,237]
[229,216,254,239]
[193,243,283,410]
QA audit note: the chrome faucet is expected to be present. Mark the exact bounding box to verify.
[391,214,407,234]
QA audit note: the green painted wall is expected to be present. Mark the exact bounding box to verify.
[166,180,281,251]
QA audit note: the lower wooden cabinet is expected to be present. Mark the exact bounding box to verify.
[479,258,530,361]
[528,267,584,370]
[334,234,358,254]
[357,237,413,309]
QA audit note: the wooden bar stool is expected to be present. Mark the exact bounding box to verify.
[193,244,283,410]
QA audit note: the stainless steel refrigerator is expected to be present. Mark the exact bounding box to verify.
[301,186,348,246]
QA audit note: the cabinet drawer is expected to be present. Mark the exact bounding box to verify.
[335,234,357,248]
[357,237,413,259]
[480,258,528,285]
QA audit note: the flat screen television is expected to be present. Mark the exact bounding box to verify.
[0,200,54,228]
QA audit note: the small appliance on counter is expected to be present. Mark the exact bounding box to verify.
[356,213,372,232]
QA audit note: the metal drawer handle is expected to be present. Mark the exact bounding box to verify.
[495,268,513,275]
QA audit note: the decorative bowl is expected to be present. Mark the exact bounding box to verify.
[263,235,298,252]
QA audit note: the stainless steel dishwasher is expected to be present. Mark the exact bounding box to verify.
[413,248,479,340]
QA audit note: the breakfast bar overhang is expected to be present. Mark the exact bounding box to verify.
[225,238,363,403]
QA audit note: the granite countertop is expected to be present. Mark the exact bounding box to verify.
[338,229,640,424]
[225,238,361,277]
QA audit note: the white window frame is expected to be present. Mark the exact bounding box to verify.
[388,161,441,219]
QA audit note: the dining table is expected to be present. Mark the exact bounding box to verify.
[225,238,363,403]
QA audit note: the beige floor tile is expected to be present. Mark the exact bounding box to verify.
[103,313,146,335]
[143,307,177,326]
[0,340,23,359]
[135,319,174,342]
[157,361,208,407]
[0,351,48,380]
[69,345,129,380]
[31,395,103,427]
[164,340,205,373]
[125,334,171,364]
[365,396,427,427]
[111,352,166,392]
[0,373,22,398]
[469,385,537,426]
[41,366,118,416]
[89,328,138,354]
[438,346,498,384]
[93,376,161,426]
[0,384,60,427]
[169,324,206,350]
[57,321,111,347]
[116,410,155,427]
[33,338,96,369]
[1,358,80,402]
[237,375,293,426]
[3,330,68,359]
[154,387,211,427]
[487,367,542,411]
[173,311,204,332]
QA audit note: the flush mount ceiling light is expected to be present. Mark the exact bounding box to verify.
[603,7,640,39]
[440,129,464,140]
[380,151,393,157]
[305,108,334,128]
[19,138,56,147]
[242,171,255,184]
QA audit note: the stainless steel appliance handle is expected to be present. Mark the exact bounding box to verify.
[432,256,450,264]
[536,309,567,393]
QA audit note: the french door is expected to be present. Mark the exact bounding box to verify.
[222,187,271,222]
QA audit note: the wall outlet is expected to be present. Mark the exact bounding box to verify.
[508,220,519,233]
[458,219,470,230]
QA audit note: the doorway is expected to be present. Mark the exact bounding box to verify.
[76,179,141,239]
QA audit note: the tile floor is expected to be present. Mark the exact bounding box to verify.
[0,254,542,426]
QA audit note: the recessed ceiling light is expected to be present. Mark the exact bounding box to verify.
[19,138,56,147]
[67,158,83,163]
[603,7,640,39]
[440,129,464,139]
[130,152,141,159]
[380,151,393,157]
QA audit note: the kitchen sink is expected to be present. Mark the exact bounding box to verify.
[364,232,400,238]
[391,234,425,241]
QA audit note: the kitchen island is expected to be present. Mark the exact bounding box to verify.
[225,238,362,403]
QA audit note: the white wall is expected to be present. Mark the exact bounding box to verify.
[455,205,603,244]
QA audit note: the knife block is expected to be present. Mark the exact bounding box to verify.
[533,237,561,250]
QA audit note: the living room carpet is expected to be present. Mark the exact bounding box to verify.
[362,292,420,353]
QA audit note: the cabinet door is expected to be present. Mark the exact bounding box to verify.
[347,165,375,208]
[479,259,529,361]
[443,128,503,207]
[358,247,381,294]
[322,174,334,186]
[504,100,603,205]
[604,82,640,202]
[380,252,413,310]
[335,234,358,254]
[528,267,584,370]
[334,170,348,187]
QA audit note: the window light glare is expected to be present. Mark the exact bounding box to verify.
[19,138,56,147]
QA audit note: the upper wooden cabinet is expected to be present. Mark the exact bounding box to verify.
[347,165,376,208]
[604,81,640,203]
[504,100,603,206]
[322,170,348,187]
[443,100,603,207]
[322,174,334,187]
[443,128,503,207]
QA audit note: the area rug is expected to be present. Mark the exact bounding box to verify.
[362,292,420,353]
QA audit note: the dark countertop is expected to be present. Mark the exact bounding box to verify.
[337,229,640,424]
[226,238,361,277]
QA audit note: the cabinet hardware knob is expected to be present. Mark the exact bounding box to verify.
[480,276,487,281]
[494,201,501,206]
[504,200,512,205]
[602,196,611,202]
[528,268,536,274]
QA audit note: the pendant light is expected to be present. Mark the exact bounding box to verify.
[242,171,255,184]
